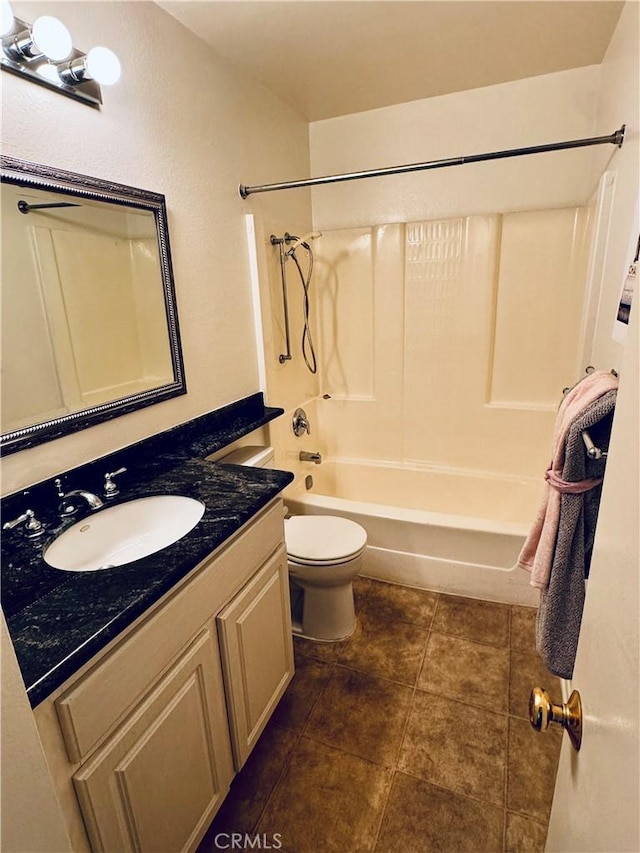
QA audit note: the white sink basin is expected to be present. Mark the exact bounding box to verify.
[44,495,205,572]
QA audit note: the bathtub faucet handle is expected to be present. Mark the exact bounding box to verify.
[292,408,311,437]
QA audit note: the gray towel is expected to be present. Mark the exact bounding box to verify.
[536,389,617,679]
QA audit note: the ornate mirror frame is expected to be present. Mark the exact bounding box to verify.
[0,156,186,455]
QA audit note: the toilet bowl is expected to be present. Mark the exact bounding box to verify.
[286,514,366,640]
[217,445,368,641]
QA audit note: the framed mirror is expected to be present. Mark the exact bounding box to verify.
[1,156,186,455]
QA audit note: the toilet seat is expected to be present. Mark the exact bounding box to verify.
[285,515,367,564]
[287,550,365,567]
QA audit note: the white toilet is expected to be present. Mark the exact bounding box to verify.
[286,514,367,640]
[218,446,367,641]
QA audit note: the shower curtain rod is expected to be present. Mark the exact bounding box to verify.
[239,125,625,199]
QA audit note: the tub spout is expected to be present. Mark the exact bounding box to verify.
[299,451,322,464]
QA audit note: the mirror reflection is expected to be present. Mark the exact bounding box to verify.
[0,158,186,453]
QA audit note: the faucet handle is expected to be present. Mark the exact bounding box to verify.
[104,467,127,498]
[2,509,45,538]
[292,408,311,437]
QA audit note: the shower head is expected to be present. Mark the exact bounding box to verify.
[285,231,322,256]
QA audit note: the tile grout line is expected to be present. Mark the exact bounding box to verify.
[250,633,347,838]
[294,589,453,847]
[396,764,512,816]
[367,771,396,853]
[503,604,514,852]
[335,578,426,850]
[411,683,512,716]
[251,684,336,835]
[336,660,427,691]
[369,592,440,852]
[428,627,514,650]
[247,727,304,837]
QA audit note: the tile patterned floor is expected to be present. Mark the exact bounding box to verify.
[199,578,563,853]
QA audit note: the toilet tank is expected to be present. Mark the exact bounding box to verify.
[218,446,275,468]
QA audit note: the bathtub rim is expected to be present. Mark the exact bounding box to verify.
[286,491,539,607]
[286,491,531,537]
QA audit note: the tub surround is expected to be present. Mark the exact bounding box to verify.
[1,393,293,708]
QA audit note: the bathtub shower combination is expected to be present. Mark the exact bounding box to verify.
[257,213,599,609]
[287,461,541,608]
[251,131,623,613]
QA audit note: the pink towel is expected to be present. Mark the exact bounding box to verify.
[545,469,603,494]
[518,370,619,589]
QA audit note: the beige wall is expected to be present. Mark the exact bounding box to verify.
[1,0,311,494]
[309,65,603,230]
[1,616,73,853]
[588,0,639,373]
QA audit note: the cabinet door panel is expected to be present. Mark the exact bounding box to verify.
[217,547,294,768]
[73,627,233,853]
[56,500,283,764]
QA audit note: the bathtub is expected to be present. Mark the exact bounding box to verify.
[285,460,542,607]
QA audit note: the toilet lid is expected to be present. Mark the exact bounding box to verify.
[285,516,367,562]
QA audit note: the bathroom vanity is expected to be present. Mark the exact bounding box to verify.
[34,499,292,852]
[1,395,295,852]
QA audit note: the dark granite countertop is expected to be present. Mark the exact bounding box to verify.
[1,394,293,707]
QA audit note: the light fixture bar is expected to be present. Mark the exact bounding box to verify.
[1,16,104,108]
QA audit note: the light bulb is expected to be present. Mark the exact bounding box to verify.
[85,46,121,85]
[1,0,14,37]
[31,16,72,61]
[37,62,61,83]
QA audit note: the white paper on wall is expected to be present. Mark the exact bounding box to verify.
[612,206,639,344]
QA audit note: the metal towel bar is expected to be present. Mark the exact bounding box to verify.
[582,430,607,460]
[562,367,618,461]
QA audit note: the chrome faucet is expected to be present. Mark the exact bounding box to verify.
[55,479,104,517]
[299,451,322,464]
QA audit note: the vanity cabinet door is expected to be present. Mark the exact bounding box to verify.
[217,546,294,769]
[72,626,234,853]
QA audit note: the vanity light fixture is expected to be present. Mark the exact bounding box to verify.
[1,0,121,108]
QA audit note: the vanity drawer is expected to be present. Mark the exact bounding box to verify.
[55,498,284,764]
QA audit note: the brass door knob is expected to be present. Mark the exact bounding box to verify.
[529,686,582,751]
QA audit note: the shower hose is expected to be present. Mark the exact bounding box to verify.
[290,245,318,374]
